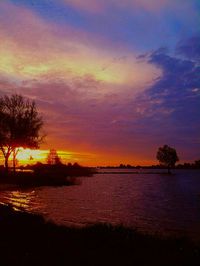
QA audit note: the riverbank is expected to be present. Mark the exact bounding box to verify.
[0,165,94,188]
[0,204,199,266]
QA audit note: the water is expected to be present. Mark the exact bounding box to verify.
[0,169,200,239]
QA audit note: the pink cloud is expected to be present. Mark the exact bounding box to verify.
[0,2,160,98]
[0,1,168,165]
[62,0,104,13]
[61,0,185,13]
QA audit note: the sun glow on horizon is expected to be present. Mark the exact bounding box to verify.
[0,147,157,167]
[13,148,82,165]
[15,148,48,164]
[0,146,99,167]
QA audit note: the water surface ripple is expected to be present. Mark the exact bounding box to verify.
[0,169,200,239]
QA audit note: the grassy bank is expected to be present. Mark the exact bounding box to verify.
[0,204,199,266]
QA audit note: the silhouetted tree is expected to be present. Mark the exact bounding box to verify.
[0,94,43,173]
[156,145,179,174]
[47,149,62,165]
[73,162,80,168]
[194,160,200,168]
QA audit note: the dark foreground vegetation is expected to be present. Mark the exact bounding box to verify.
[0,204,199,266]
[0,163,94,188]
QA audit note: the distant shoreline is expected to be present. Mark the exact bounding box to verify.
[96,171,172,174]
[96,166,200,170]
[96,168,200,175]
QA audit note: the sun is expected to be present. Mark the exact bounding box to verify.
[15,148,48,165]
[13,148,74,165]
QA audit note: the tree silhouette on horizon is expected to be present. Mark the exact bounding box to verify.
[47,149,62,165]
[0,94,44,173]
[156,144,179,174]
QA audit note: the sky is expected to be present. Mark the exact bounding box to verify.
[0,0,200,166]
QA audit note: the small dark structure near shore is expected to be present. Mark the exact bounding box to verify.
[0,204,199,266]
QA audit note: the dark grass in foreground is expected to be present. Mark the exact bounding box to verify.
[0,205,200,266]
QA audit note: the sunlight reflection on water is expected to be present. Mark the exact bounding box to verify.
[0,169,200,239]
[0,190,43,212]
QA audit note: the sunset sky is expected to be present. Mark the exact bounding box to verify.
[0,0,200,166]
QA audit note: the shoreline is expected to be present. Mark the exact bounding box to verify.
[0,204,199,266]
[0,165,93,188]
[97,171,175,174]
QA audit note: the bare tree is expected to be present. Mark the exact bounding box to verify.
[0,94,44,173]
[156,144,179,174]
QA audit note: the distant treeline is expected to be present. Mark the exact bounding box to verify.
[99,160,200,169]
[20,161,84,170]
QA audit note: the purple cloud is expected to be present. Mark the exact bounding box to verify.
[176,35,200,62]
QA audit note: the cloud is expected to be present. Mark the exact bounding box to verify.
[0,1,160,95]
[1,2,199,164]
[55,0,199,55]
[132,36,200,160]
[61,0,104,13]
[0,69,156,165]
[61,0,190,13]
[176,36,200,62]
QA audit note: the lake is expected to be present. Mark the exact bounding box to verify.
[0,169,200,239]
